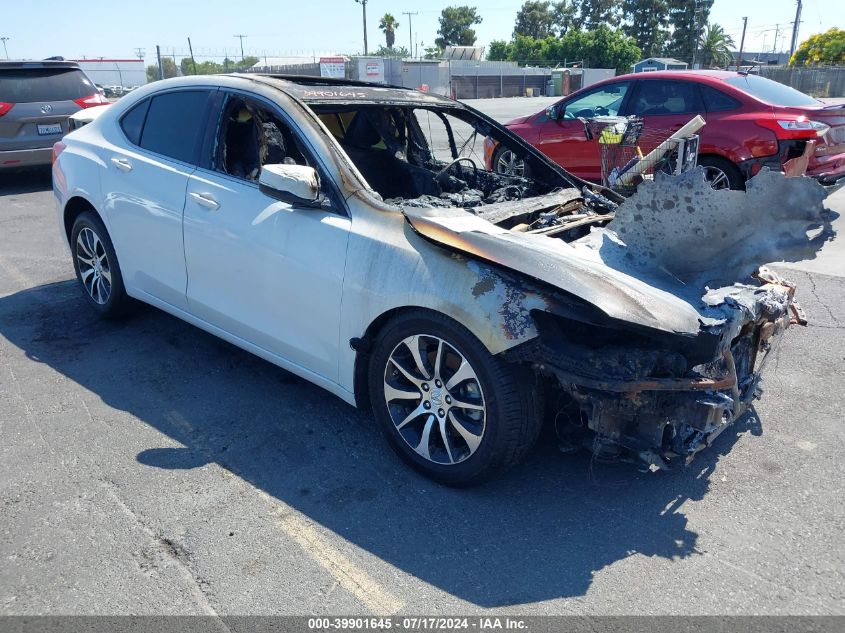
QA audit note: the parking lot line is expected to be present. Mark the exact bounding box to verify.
[0,255,35,296]
[272,507,404,615]
[161,411,404,614]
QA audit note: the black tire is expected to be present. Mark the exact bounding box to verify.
[698,155,744,191]
[492,144,529,178]
[368,310,542,486]
[70,211,131,318]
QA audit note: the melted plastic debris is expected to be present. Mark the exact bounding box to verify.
[589,167,833,289]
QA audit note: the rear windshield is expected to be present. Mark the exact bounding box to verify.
[723,74,820,107]
[0,68,95,103]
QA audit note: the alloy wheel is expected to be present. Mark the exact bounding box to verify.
[76,227,112,305]
[495,150,525,177]
[703,165,731,190]
[383,334,486,465]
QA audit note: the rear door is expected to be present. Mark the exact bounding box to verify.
[538,81,632,181]
[626,79,706,155]
[100,89,214,310]
[0,66,98,152]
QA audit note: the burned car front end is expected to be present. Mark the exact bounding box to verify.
[513,272,798,469]
[272,76,832,472]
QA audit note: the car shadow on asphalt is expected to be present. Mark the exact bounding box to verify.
[0,279,759,607]
[0,167,53,195]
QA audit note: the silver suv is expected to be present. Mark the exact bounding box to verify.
[0,60,108,169]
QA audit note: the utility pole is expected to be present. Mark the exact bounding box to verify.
[789,0,803,58]
[772,24,781,61]
[233,34,247,61]
[403,11,418,56]
[156,45,164,80]
[133,47,145,60]
[187,38,198,74]
[736,17,747,71]
[355,0,369,55]
[0,37,9,60]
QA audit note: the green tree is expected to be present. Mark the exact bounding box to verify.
[570,24,640,72]
[666,0,713,65]
[374,45,410,57]
[435,6,483,48]
[510,34,550,63]
[575,0,621,30]
[514,1,555,39]
[500,26,639,73]
[379,13,400,49]
[487,40,513,61]
[698,23,735,68]
[424,45,444,59]
[790,28,845,66]
[551,1,577,36]
[621,0,669,58]
[146,57,178,82]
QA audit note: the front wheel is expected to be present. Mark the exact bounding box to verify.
[492,145,526,177]
[70,211,131,317]
[368,311,542,486]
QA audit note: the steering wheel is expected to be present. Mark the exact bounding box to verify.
[594,105,610,116]
[435,156,478,184]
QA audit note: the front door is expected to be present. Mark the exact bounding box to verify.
[538,81,632,181]
[182,91,350,381]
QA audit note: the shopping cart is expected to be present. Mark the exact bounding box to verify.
[586,116,701,196]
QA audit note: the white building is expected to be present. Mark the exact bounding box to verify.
[72,59,147,87]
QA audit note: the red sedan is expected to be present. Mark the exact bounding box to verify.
[486,70,845,189]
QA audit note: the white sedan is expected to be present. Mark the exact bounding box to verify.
[52,74,824,484]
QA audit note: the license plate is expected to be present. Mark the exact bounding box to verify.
[37,123,63,136]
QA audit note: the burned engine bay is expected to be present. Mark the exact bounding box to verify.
[311,102,833,470]
[310,103,619,240]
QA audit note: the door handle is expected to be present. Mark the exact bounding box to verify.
[110,157,132,172]
[188,191,220,210]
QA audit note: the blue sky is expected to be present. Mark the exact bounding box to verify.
[1,0,841,64]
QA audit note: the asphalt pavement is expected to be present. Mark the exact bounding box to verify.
[1,98,843,617]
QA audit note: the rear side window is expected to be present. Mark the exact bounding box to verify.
[701,86,741,112]
[631,80,703,115]
[138,91,210,163]
[0,68,95,102]
[120,99,149,145]
[723,74,819,107]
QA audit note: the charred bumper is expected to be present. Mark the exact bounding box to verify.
[506,276,801,469]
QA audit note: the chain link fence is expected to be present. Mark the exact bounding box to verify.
[758,66,845,98]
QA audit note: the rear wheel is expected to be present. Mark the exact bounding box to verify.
[698,155,744,190]
[368,311,542,486]
[70,211,131,317]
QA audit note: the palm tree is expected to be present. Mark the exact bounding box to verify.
[699,23,736,69]
[379,13,400,49]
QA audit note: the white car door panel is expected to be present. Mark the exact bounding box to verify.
[100,148,193,310]
[99,88,213,311]
[184,170,350,381]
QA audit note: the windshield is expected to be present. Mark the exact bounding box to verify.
[723,74,820,107]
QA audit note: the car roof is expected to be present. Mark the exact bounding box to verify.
[0,60,81,70]
[614,69,750,83]
[244,74,457,107]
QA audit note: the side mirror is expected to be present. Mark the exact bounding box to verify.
[258,164,321,205]
[546,104,560,120]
